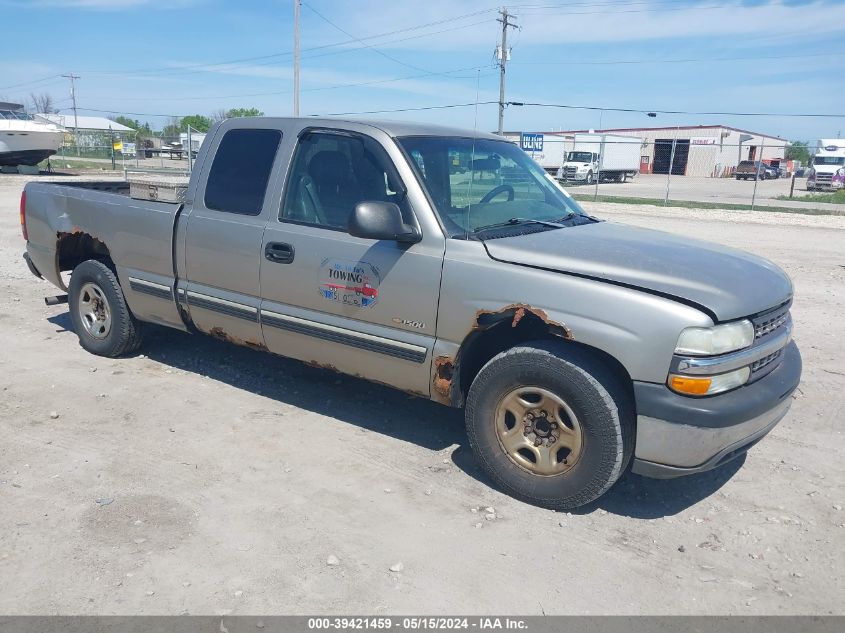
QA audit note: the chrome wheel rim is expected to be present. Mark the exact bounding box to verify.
[77,282,111,339]
[495,386,583,476]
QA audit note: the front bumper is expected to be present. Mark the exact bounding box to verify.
[631,341,801,479]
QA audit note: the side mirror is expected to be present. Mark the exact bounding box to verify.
[348,201,421,243]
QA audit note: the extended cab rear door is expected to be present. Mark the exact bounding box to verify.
[258,126,445,395]
[178,121,287,347]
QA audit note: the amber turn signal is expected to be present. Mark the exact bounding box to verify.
[668,375,712,395]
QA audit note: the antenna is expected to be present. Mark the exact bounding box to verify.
[293,0,301,116]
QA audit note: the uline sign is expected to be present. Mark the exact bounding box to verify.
[520,133,544,152]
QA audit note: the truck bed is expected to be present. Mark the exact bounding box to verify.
[23,179,184,330]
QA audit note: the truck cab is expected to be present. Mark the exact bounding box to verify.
[807,140,845,191]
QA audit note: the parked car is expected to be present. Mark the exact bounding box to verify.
[735,160,769,180]
[763,164,780,179]
[20,117,801,510]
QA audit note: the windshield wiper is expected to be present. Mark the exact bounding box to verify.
[473,217,566,234]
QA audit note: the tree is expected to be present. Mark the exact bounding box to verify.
[30,92,56,114]
[225,107,264,118]
[162,117,182,138]
[211,107,264,123]
[180,114,212,133]
[112,115,152,138]
[786,141,811,166]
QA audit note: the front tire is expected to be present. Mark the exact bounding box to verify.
[465,341,633,510]
[68,259,143,357]
[585,171,594,185]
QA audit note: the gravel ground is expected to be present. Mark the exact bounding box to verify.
[1,174,844,615]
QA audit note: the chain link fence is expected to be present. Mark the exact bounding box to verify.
[519,134,844,211]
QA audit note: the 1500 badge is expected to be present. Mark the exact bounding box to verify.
[392,318,426,329]
[318,259,381,308]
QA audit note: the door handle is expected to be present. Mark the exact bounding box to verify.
[265,242,295,264]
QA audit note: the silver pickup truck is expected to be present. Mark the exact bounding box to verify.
[20,117,801,509]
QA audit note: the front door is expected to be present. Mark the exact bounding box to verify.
[259,130,444,395]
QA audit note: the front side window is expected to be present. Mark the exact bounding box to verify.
[281,131,407,230]
[204,128,282,215]
[398,136,586,238]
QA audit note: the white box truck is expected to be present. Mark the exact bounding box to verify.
[561,133,641,184]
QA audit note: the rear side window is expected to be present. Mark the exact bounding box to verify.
[204,129,282,215]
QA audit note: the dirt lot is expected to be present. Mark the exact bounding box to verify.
[1,174,843,615]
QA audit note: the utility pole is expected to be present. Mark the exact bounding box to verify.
[293,0,301,116]
[496,8,517,135]
[61,74,80,136]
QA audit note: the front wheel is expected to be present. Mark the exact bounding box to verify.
[465,342,633,510]
[68,259,143,357]
[585,171,594,185]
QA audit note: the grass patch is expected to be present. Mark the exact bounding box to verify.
[39,158,122,172]
[571,194,844,216]
[778,189,845,204]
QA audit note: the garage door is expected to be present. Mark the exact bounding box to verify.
[653,139,690,175]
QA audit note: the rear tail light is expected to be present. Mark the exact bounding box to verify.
[20,190,28,241]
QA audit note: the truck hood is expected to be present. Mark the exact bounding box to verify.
[483,222,792,321]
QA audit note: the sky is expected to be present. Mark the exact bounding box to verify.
[1,0,844,141]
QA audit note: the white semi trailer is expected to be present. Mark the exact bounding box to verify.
[561,133,641,184]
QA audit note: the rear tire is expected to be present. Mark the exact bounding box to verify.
[68,259,143,357]
[465,341,634,510]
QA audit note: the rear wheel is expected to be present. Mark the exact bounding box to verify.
[68,259,143,357]
[465,341,633,510]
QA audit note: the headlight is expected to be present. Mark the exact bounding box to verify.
[837,168,844,176]
[675,320,754,356]
[668,367,751,396]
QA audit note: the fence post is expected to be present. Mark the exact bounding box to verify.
[751,137,765,211]
[664,138,677,206]
[594,134,605,201]
[187,125,194,174]
[789,173,796,199]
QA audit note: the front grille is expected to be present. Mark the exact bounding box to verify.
[753,304,790,340]
[815,173,833,184]
[751,349,782,373]
[563,166,578,178]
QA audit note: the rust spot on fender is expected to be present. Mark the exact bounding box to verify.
[433,355,455,400]
[207,326,267,351]
[306,359,340,373]
[473,303,572,339]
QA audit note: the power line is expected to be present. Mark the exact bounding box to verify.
[88,65,495,102]
[79,8,496,78]
[508,101,845,118]
[0,74,63,91]
[301,1,433,75]
[510,51,832,66]
[315,101,500,117]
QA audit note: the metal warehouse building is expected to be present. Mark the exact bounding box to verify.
[530,125,789,177]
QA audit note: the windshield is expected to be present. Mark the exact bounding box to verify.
[567,151,594,163]
[398,136,586,238]
[814,156,845,166]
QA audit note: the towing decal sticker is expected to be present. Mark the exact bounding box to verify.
[318,259,381,308]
